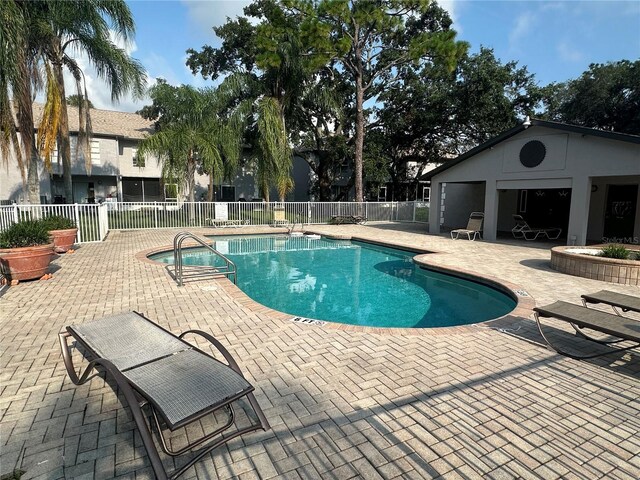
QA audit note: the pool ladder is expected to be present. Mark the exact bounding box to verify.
[287,213,305,235]
[173,232,237,287]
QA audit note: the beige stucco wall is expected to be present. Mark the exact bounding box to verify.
[1,134,169,203]
[441,183,485,230]
[0,148,52,203]
[118,139,163,178]
[430,126,640,245]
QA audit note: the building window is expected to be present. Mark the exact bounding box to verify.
[37,136,58,162]
[219,185,236,202]
[422,186,430,202]
[164,183,178,201]
[91,139,100,164]
[132,148,145,167]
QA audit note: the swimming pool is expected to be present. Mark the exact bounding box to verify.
[150,235,516,328]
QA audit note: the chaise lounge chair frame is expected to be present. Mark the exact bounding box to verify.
[450,212,484,241]
[512,214,562,241]
[533,301,640,359]
[59,311,270,480]
[581,290,640,316]
[331,214,367,225]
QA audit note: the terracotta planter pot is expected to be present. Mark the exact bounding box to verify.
[0,244,54,281]
[49,228,78,253]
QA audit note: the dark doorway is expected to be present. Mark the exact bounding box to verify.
[122,178,143,201]
[219,185,235,202]
[603,184,638,243]
[517,188,571,236]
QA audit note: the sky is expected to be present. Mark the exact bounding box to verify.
[78,0,640,112]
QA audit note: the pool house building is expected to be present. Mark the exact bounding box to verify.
[425,119,640,246]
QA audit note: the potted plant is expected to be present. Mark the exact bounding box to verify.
[0,220,54,282]
[41,215,78,253]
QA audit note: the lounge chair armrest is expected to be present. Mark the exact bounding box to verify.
[58,331,104,385]
[179,329,243,376]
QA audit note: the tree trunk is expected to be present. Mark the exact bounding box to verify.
[207,172,215,201]
[262,177,270,203]
[53,59,73,202]
[19,108,41,204]
[187,151,196,223]
[336,171,356,201]
[187,152,196,203]
[15,60,40,204]
[317,155,332,201]
[26,143,40,204]
[354,68,365,202]
[319,176,332,201]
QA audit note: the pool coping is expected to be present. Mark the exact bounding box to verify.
[135,229,535,335]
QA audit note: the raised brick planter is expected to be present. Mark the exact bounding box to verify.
[550,245,640,285]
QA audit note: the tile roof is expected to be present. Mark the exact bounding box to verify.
[32,102,154,140]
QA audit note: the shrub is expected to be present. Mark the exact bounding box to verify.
[40,214,76,231]
[0,220,51,249]
[599,244,630,259]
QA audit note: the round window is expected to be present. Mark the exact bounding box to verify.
[519,140,546,168]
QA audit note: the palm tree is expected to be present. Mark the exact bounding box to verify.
[137,82,242,208]
[1,1,49,203]
[67,94,94,109]
[217,30,312,202]
[40,0,146,202]
[1,0,146,204]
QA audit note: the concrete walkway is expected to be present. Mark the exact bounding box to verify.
[1,224,638,479]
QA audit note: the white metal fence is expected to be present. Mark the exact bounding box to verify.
[0,204,108,243]
[0,201,429,243]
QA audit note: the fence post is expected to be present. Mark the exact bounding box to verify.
[74,204,82,243]
[104,204,108,240]
[412,201,416,223]
[154,202,158,229]
[365,202,368,221]
[12,204,19,224]
[198,202,202,227]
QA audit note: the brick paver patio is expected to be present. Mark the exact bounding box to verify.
[1,223,639,479]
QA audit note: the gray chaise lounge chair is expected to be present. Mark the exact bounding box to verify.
[512,214,562,241]
[581,290,640,315]
[451,212,484,241]
[533,301,640,359]
[59,312,270,480]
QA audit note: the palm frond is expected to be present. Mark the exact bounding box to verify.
[38,62,62,171]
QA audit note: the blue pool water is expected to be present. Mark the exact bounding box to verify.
[151,235,516,328]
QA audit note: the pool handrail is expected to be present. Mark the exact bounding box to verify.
[173,231,237,286]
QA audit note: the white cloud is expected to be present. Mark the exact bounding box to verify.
[439,0,463,32]
[540,2,566,13]
[62,30,149,112]
[509,11,536,50]
[557,41,584,62]
[181,0,253,37]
